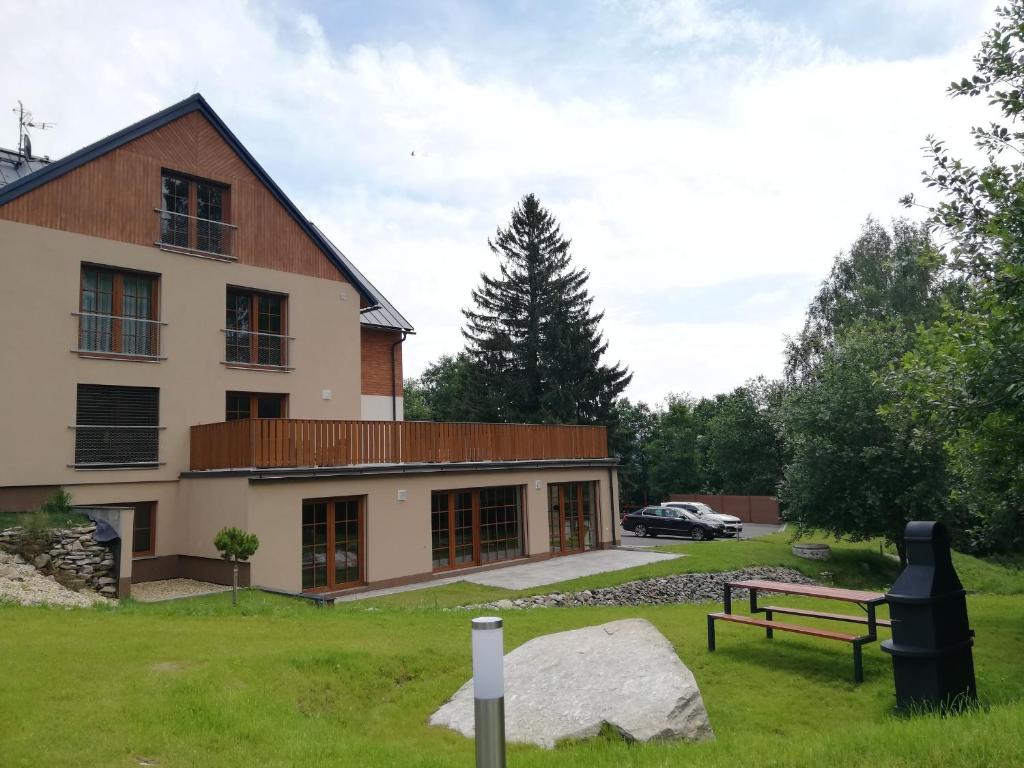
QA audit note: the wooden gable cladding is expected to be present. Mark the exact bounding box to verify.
[0,111,345,283]
[361,327,403,396]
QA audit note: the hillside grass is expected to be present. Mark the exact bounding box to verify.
[0,508,91,531]
[1,534,1022,767]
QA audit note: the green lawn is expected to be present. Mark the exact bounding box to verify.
[1,534,1022,767]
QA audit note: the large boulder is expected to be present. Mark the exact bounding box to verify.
[429,618,714,748]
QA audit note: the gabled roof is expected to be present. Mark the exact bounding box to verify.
[0,94,409,325]
[0,147,50,188]
[310,223,414,333]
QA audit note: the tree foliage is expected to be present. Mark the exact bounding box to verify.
[782,323,949,560]
[213,526,260,606]
[785,219,944,381]
[402,378,432,421]
[403,353,491,422]
[702,378,787,496]
[609,399,659,507]
[894,2,1024,552]
[781,220,950,557]
[462,194,631,424]
[645,395,703,502]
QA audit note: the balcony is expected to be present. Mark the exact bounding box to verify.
[189,419,609,471]
[73,312,165,360]
[222,329,293,370]
[155,209,237,259]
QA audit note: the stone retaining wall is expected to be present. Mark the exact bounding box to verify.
[0,525,118,596]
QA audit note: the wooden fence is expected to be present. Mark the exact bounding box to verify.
[189,419,609,471]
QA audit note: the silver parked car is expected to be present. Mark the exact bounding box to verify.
[662,501,743,537]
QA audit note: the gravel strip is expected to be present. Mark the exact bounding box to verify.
[456,567,815,610]
[0,551,112,608]
[130,578,233,602]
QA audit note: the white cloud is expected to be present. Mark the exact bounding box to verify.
[0,0,996,403]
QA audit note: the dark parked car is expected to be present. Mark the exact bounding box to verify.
[621,505,725,541]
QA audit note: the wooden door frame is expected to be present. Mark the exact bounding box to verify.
[302,496,365,593]
[431,486,525,572]
[550,482,592,555]
[433,488,481,572]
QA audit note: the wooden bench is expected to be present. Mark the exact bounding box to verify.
[760,605,893,629]
[707,612,871,681]
[707,580,889,683]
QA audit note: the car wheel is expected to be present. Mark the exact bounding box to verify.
[634,523,647,538]
[691,527,707,541]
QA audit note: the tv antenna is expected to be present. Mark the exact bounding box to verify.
[13,100,54,160]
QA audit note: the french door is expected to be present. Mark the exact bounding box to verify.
[301,497,363,591]
[431,487,523,571]
[548,482,597,554]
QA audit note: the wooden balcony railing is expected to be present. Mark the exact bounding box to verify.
[189,419,609,471]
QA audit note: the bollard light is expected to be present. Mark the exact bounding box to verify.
[472,616,506,768]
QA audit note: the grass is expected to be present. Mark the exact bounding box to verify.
[1,534,1023,767]
[0,508,91,531]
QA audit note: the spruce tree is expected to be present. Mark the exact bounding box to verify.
[462,194,631,424]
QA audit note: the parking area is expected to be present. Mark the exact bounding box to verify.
[616,522,782,548]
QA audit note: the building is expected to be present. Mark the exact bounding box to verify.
[0,95,619,597]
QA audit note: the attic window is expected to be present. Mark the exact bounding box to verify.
[156,172,236,259]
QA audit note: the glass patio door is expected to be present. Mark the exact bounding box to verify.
[548,482,597,554]
[301,498,363,591]
[431,491,476,569]
[431,487,523,571]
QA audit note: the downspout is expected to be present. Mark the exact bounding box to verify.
[608,466,618,547]
[391,331,408,421]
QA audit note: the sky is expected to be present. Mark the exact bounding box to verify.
[0,0,997,404]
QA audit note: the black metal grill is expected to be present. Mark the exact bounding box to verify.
[881,521,977,711]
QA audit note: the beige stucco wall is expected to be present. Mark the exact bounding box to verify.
[0,218,363,490]
[179,464,618,592]
[64,481,181,556]
[361,394,403,421]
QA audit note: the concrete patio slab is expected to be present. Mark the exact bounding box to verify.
[333,547,681,602]
[464,549,681,590]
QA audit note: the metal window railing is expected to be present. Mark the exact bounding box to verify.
[222,328,293,369]
[70,425,164,467]
[155,209,237,258]
[73,312,165,359]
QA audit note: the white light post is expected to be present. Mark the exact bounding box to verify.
[472,616,506,768]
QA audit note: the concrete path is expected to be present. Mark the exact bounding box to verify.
[334,547,680,603]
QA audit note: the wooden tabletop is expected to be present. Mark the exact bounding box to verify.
[726,579,885,604]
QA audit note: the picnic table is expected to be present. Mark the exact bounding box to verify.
[707,579,890,682]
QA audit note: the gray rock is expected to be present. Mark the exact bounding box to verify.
[33,554,51,569]
[429,618,714,748]
[97,577,116,586]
